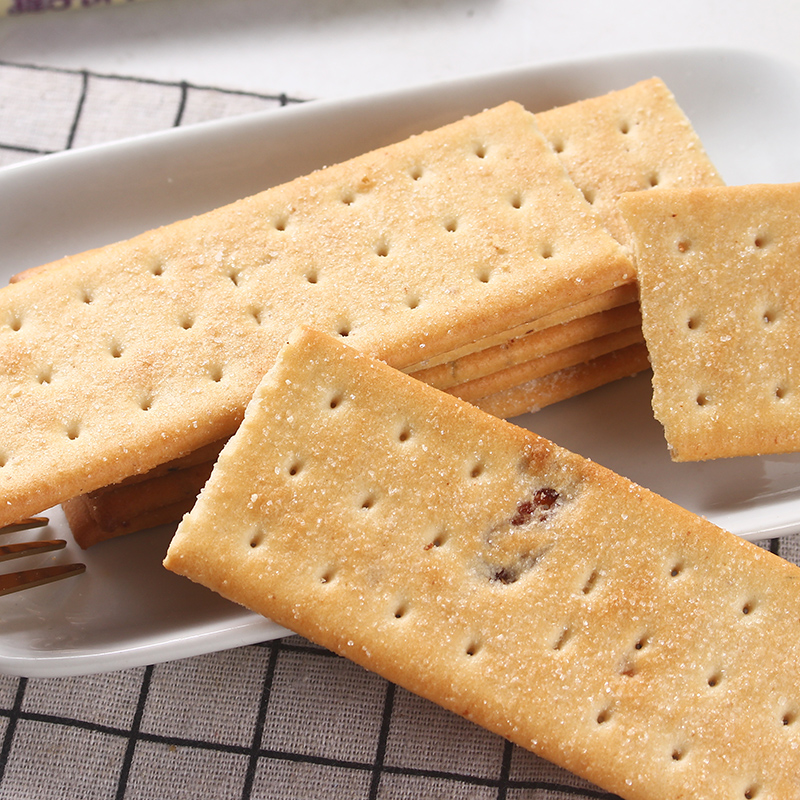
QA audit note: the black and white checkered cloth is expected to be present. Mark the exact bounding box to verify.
[1,58,798,800]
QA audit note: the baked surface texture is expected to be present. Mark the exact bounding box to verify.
[415,298,641,390]
[447,324,643,403]
[474,342,650,417]
[0,100,633,526]
[166,327,800,800]
[620,182,800,461]
[535,76,724,244]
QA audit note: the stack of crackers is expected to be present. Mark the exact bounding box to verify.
[2,77,723,545]
[4,73,800,798]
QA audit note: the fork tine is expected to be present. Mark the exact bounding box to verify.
[0,563,86,596]
[0,517,86,594]
[0,539,67,563]
[0,517,49,535]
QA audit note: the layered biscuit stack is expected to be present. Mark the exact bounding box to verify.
[1,77,722,546]
[1,98,629,533]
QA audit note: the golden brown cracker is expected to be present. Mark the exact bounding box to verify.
[446,323,643,402]
[619,182,800,460]
[166,327,800,800]
[475,342,651,418]
[64,494,198,548]
[0,100,633,526]
[61,311,641,547]
[536,77,724,244]
[414,299,641,390]
[402,281,638,373]
[70,460,214,548]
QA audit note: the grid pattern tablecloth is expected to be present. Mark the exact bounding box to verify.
[0,58,797,800]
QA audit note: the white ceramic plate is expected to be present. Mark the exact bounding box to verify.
[2,47,800,677]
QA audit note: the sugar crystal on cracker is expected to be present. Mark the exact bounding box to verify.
[166,327,800,800]
[619,182,800,460]
[0,101,633,526]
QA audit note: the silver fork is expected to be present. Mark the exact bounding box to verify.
[0,517,85,596]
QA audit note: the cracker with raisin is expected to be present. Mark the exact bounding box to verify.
[165,327,800,800]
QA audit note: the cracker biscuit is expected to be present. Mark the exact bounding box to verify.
[447,325,643,403]
[8,246,107,284]
[165,327,800,800]
[63,438,226,547]
[62,329,641,546]
[112,438,225,485]
[0,100,634,527]
[475,342,650,417]
[414,298,641,389]
[60,307,640,547]
[619,182,800,461]
[60,330,641,545]
[64,477,209,548]
[66,460,214,547]
[536,77,724,244]
[64,494,196,547]
[401,282,638,373]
